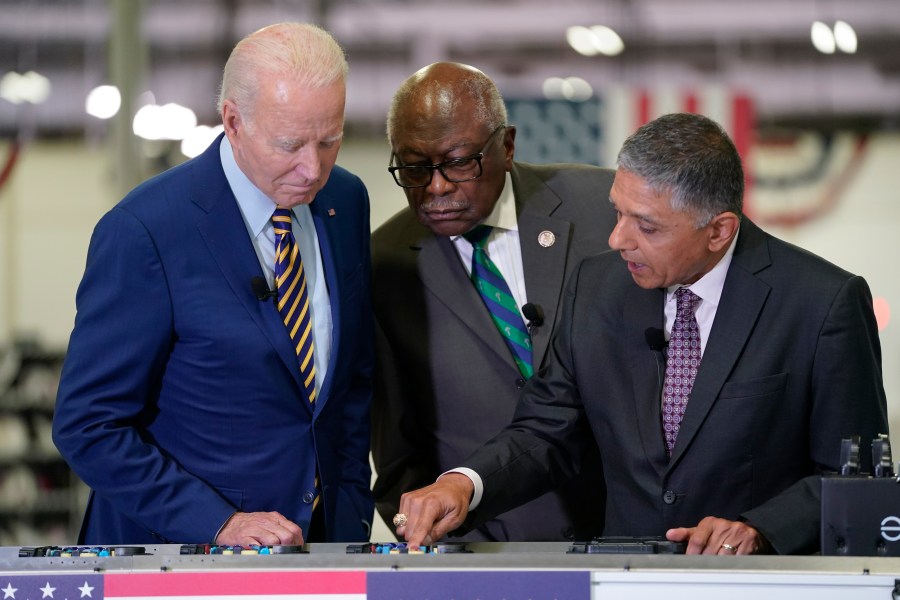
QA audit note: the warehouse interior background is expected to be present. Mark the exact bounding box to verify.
[1,0,899,545]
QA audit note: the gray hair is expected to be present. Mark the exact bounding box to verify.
[386,62,507,143]
[616,112,744,226]
[217,22,348,120]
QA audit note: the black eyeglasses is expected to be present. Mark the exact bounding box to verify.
[388,125,507,189]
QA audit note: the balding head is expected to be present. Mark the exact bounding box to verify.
[386,62,507,145]
[217,22,348,122]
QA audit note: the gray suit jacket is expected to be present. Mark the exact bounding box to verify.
[372,161,617,541]
[464,218,889,553]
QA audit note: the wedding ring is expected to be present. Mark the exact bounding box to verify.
[721,543,737,553]
[392,513,408,528]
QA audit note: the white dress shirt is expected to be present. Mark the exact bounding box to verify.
[663,231,739,354]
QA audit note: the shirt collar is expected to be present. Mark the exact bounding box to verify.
[667,227,740,307]
[219,135,279,236]
[451,171,516,241]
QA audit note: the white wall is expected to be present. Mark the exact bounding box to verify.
[1,133,897,544]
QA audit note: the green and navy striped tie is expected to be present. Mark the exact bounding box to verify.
[463,225,534,379]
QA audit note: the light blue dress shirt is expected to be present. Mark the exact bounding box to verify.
[219,136,332,393]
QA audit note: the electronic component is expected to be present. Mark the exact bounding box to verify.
[871,434,894,478]
[568,537,686,554]
[179,544,305,555]
[839,435,861,475]
[18,546,147,557]
[346,542,469,554]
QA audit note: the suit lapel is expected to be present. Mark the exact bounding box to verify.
[192,136,308,401]
[668,220,772,466]
[416,234,513,365]
[513,164,572,367]
[307,193,339,411]
[626,286,669,477]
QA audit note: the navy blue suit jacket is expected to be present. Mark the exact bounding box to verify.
[53,135,374,544]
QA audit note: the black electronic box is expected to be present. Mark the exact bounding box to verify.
[821,434,900,556]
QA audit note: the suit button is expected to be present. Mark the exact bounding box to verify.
[302,491,315,504]
[515,378,526,389]
[663,490,677,505]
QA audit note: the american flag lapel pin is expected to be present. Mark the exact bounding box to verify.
[327,208,336,217]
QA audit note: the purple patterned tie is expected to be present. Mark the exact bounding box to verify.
[663,287,702,455]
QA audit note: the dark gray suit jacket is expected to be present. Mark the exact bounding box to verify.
[464,218,889,554]
[372,161,617,541]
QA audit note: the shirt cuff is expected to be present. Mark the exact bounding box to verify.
[214,511,238,544]
[439,467,483,510]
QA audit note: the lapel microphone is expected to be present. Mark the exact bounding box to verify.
[645,327,667,352]
[523,303,544,333]
[251,276,277,302]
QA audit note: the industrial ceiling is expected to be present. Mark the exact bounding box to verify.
[1,0,899,138]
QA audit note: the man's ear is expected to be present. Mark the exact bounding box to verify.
[502,125,516,171]
[707,212,740,252]
[221,100,243,141]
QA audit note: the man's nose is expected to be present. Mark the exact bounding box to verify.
[425,168,456,196]
[294,146,322,181]
[608,219,631,251]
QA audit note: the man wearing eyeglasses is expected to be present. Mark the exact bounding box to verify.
[371,62,617,542]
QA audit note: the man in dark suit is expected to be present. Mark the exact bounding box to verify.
[392,112,889,555]
[372,62,615,541]
[52,23,374,545]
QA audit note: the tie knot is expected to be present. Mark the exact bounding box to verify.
[463,224,492,249]
[272,208,292,234]
[675,287,700,314]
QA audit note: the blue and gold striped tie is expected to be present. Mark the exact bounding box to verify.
[272,208,317,403]
[272,208,320,514]
[463,225,534,379]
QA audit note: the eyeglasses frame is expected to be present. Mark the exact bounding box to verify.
[387,125,508,189]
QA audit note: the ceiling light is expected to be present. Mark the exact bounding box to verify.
[0,70,51,105]
[542,77,566,99]
[590,26,625,56]
[85,85,121,119]
[542,77,593,102]
[133,102,198,140]
[811,21,836,54]
[567,25,624,57]
[566,26,600,57]
[181,124,224,158]
[833,20,857,54]
[561,77,593,101]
